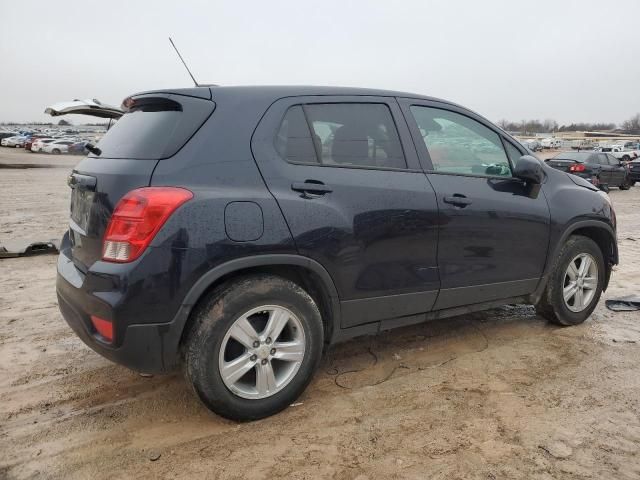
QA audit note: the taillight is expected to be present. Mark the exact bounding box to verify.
[91,315,114,342]
[102,187,193,263]
[569,163,586,172]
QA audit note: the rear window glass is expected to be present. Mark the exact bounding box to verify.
[552,152,593,162]
[94,95,214,160]
[275,103,407,169]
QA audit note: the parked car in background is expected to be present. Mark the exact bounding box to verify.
[541,137,562,149]
[597,143,640,162]
[627,159,640,185]
[41,139,74,154]
[1,135,28,148]
[0,131,18,143]
[57,85,619,421]
[571,139,595,151]
[31,138,55,152]
[24,134,51,151]
[520,139,543,151]
[68,141,89,155]
[546,151,631,191]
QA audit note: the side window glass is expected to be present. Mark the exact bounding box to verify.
[410,106,512,177]
[274,106,318,164]
[504,140,523,165]
[304,103,407,169]
[607,154,619,165]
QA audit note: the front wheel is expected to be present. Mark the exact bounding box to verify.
[536,235,604,326]
[51,148,61,154]
[184,275,324,421]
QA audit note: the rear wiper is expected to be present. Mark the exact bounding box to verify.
[85,143,102,156]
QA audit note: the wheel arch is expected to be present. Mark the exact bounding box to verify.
[531,219,617,303]
[168,255,341,366]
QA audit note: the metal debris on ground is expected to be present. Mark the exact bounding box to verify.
[0,240,59,259]
[605,296,640,312]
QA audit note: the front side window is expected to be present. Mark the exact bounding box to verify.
[410,106,511,177]
[274,103,406,169]
[504,140,523,165]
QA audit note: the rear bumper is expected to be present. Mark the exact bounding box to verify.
[56,232,184,373]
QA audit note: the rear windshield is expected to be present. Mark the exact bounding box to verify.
[551,152,592,162]
[94,95,214,160]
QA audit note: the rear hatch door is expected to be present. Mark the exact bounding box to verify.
[65,92,215,271]
[45,99,124,119]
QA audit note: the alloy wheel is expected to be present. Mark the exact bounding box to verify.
[218,305,305,399]
[563,253,598,312]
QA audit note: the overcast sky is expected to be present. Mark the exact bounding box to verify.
[1,0,639,125]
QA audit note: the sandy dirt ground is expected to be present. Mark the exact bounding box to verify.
[1,148,639,480]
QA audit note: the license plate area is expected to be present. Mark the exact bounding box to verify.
[70,187,95,232]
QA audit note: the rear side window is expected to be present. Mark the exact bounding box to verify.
[275,103,406,169]
[274,106,318,164]
[95,95,214,160]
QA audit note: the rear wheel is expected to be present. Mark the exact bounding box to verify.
[620,177,631,190]
[184,275,324,421]
[51,148,61,154]
[536,235,604,326]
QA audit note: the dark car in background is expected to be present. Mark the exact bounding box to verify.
[545,151,631,191]
[57,86,619,421]
[628,159,640,185]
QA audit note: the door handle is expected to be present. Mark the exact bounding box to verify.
[291,181,333,195]
[443,195,472,207]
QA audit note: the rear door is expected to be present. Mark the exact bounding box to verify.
[66,93,215,271]
[399,99,550,309]
[252,96,440,328]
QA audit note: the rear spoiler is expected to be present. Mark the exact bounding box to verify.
[44,99,123,119]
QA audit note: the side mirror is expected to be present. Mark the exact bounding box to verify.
[514,155,544,184]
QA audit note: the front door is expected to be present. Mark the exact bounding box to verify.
[252,96,440,328]
[399,99,551,310]
[606,154,626,186]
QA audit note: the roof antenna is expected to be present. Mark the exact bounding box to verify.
[169,37,199,87]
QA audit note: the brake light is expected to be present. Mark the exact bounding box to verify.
[569,163,586,172]
[91,315,113,342]
[102,187,193,263]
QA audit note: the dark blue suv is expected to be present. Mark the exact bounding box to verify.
[57,86,618,420]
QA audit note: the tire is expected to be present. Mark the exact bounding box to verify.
[620,177,631,190]
[600,183,610,193]
[622,155,630,162]
[184,274,324,421]
[51,148,60,154]
[536,235,605,326]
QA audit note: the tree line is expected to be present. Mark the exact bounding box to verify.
[497,113,640,135]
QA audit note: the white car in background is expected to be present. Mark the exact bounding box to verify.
[541,137,562,149]
[41,140,74,154]
[31,138,56,152]
[1,135,28,147]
